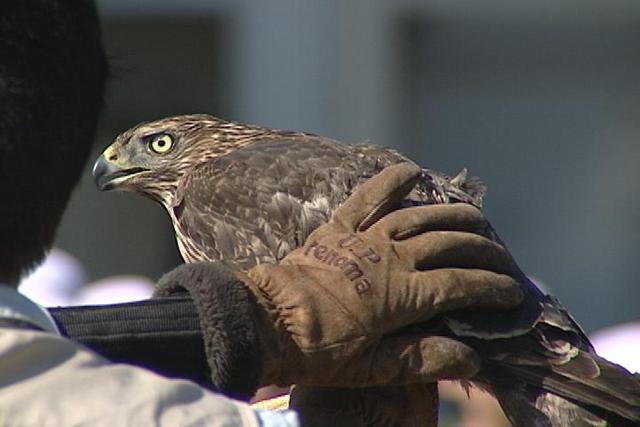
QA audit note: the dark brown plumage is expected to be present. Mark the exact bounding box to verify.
[94,114,640,426]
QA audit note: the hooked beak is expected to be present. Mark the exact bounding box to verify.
[92,148,146,191]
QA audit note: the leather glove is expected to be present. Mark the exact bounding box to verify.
[242,163,524,387]
[289,383,438,427]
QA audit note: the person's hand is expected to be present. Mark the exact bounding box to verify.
[243,163,524,387]
[289,383,439,427]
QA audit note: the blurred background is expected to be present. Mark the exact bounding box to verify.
[47,0,638,333]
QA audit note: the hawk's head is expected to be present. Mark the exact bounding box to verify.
[92,114,269,205]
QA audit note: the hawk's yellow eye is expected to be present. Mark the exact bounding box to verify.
[149,134,174,154]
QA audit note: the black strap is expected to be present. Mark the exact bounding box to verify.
[48,297,213,390]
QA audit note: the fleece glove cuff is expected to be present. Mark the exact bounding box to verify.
[154,262,264,400]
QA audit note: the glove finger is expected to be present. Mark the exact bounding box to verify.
[401,269,523,325]
[400,231,517,275]
[362,335,481,385]
[369,203,489,239]
[332,163,421,232]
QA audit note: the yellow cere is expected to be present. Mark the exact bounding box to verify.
[103,144,117,160]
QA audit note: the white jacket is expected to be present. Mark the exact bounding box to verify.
[0,285,298,427]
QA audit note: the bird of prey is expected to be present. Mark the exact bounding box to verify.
[93,114,640,426]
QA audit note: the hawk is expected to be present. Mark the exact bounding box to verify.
[93,114,640,426]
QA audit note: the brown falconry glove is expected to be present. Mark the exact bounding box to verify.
[289,383,439,427]
[241,163,524,388]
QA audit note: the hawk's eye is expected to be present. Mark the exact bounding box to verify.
[149,134,174,154]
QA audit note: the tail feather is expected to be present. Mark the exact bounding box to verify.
[485,353,640,426]
[551,352,640,413]
[492,383,608,427]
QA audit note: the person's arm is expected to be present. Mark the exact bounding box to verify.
[49,295,261,400]
[0,324,296,427]
[49,299,211,389]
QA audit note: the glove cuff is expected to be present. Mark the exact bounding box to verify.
[155,262,263,400]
